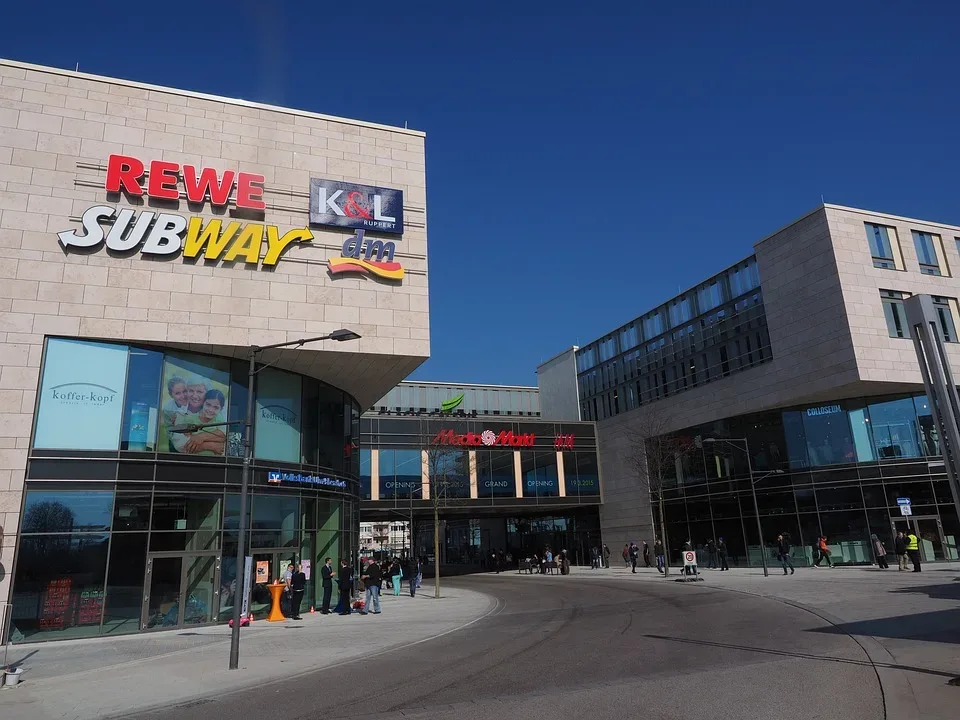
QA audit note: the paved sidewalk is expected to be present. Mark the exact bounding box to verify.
[0,586,496,720]
[518,562,960,719]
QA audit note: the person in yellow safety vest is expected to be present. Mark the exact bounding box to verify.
[905,531,922,573]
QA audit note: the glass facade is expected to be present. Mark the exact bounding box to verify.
[360,417,600,507]
[576,256,769,421]
[9,338,361,643]
[655,392,960,569]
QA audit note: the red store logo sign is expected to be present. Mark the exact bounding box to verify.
[432,429,535,448]
[554,434,575,450]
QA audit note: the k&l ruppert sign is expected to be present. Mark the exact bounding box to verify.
[309,178,403,234]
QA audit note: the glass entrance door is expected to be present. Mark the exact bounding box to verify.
[914,516,946,562]
[143,553,220,630]
[891,516,947,563]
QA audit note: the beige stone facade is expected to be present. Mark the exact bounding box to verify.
[0,59,430,606]
[586,204,960,545]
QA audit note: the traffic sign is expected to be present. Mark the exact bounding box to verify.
[900,504,913,516]
[897,497,911,506]
[683,550,697,566]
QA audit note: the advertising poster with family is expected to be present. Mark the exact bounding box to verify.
[158,355,230,456]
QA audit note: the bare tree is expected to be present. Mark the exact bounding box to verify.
[625,408,695,577]
[422,417,471,599]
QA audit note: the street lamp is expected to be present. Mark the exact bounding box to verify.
[225,328,360,669]
[700,437,783,578]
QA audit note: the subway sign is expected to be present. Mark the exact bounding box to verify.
[56,154,312,268]
[432,429,535,448]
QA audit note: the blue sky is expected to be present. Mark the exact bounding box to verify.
[5,2,959,387]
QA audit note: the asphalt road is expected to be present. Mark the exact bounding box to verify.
[132,574,885,720]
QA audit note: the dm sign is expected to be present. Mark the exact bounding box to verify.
[309,178,403,234]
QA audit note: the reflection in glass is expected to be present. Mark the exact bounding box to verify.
[103,533,147,635]
[10,533,109,640]
[254,368,302,463]
[112,490,152,531]
[802,406,855,466]
[146,556,182,628]
[23,490,114,533]
[380,449,423,498]
[121,348,163,451]
[868,397,920,459]
[914,395,939,456]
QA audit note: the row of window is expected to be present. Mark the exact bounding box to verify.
[582,328,771,422]
[881,290,958,342]
[577,257,761,373]
[359,448,600,501]
[867,222,959,277]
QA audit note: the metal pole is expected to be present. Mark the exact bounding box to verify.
[743,439,768,577]
[229,348,257,669]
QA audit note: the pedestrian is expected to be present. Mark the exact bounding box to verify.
[389,557,402,596]
[629,542,639,573]
[894,531,908,571]
[642,541,651,567]
[602,544,611,569]
[717,537,729,571]
[289,562,306,619]
[706,538,717,569]
[360,559,382,615]
[906,530,922,572]
[654,538,665,574]
[336,559,353,615]
[319,557,334,614]
[871,534,889,569]
[282,562,295,617]
[492,549,501,574]
[776,533,795,575]
[622,544,630,568]
[813,536,834,568]
[408,556,421,597]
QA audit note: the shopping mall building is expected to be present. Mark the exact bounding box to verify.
[359,381,602,565]
[539,204,960,568]
[0,59,429,641]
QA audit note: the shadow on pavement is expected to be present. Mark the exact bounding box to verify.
[644,633,959,681]
[809,608,960,645]
[889,581,960,601]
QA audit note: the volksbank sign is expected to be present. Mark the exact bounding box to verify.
[267,471,347,489]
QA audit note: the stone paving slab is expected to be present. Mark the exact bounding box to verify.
[0,586,496,720]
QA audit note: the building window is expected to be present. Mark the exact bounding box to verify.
[932,296,959,343]
[881,290,910,338]
[866,223,899,269]
[912,231,946,276]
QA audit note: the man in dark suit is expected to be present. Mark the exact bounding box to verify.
[320,557,334,614]
[336,559,353,615]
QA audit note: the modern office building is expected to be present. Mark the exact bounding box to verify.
[0,59,429,642]
[360,381,602,564]
[540,204,960,567]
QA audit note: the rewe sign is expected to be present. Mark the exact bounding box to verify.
[57,154,312,268]
[432,429,536,448]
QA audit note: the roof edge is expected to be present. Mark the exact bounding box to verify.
[822,203,960,233]
[0,58,425,137]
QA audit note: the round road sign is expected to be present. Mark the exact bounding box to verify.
[683,550,696,566]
